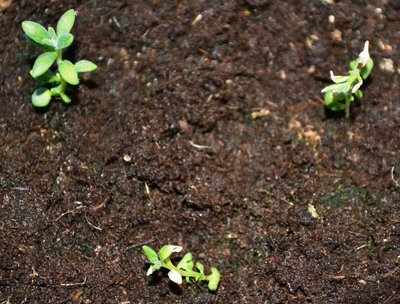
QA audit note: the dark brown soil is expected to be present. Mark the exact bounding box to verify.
[1,0,400,303]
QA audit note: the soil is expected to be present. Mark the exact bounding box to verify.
[1,0,400,303]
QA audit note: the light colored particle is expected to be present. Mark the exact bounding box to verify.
[191,14,202,26]
[123,154,131,162]
[328,15,335,23]
[0,0,12,10]
[379,58,395,73]
[242,9,251,17]
[251,108,270,120]
[308,65,316,74]
[303,130,321,146]
[308,203,320,219]
[330,29,342,43]
[225,79,233,85]
[358,279,367,285]
[377,39,393,53]
[347,131,355,140]
[279,70,287,80]
[321,0,334,4]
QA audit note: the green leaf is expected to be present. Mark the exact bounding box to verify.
[177,253,193,271]
[30,51,57,78]
[158,245,182,262]
[57,9,76,35]
[321,82,350,94]
[60,93,72,104]
[32,87,52,107]
[26,38,55,51]
[196,262,204,275]
[59,60,79,85]
[22,21,51,45]
[207,268,221,291]
[360,58,374,80]
[142,246,159,264]
[354,90,363,100]
[56,33,74,50]
[75,60,97,73]
[324,91,346,111]
[42,38,57,49]
[350,59,357,70]
[48,26,58,40]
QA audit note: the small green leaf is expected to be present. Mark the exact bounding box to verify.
[142,246,159,264]
[57,9,76,35]
[32,87,52,107]
[75,60,97,73]
[360,58,374,80]
[59,60,79,85]
[354,90,363,100]
[177,253,193,271]
[30,51,57,78]
[56,33,74,50]
[48,26,58,40]
[349,58,359,70]
[60,93,72,104]
[196,262,204,275]
[207,267,221,291]
[22,21,51,45]
[42,38,57,49]
[321,82,350,94]
[158,245,182,262]
[324,92,345,111]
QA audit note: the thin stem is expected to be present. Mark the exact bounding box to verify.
[164,260,203,280]
[56,50,63,63]
[345,96,350,119]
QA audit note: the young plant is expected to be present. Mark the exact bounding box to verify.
[22,9,97,107]
[321,41,373,118]
[142,245,221,291]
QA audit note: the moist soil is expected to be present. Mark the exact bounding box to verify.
[1,1,400,303]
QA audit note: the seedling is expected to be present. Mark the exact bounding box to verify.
[22,9,97,107]
[321,41,373,118]
[142,245,221,291]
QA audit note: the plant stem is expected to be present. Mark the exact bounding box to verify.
[345,96,350,119]
[164,260,203,280]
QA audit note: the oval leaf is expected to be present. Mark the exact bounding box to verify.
[142,246,159,264]
[22,21,51,44]
[30,52,57,78]
[32,87,52,107]
[57,9,76,35]
[207,268,221,291]
[59,60,79,85]
[74,60,97,73]
[57,33,74,50]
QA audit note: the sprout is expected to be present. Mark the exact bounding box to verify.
[321,41,374,118]
[142,245,221,291]
[22,9,97,107]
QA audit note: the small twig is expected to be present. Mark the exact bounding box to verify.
[126,239,154,251]
[54,210,75,222]
[11,187,29,191]
[60,276,87,287]
[391,167,399,187]
[189,141,213,150]
[84,213,102,231]
[144,182,154,204]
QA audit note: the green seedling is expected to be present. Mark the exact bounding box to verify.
[142,245,221,291]
[321,41,373,118]
[22,9,97,107]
